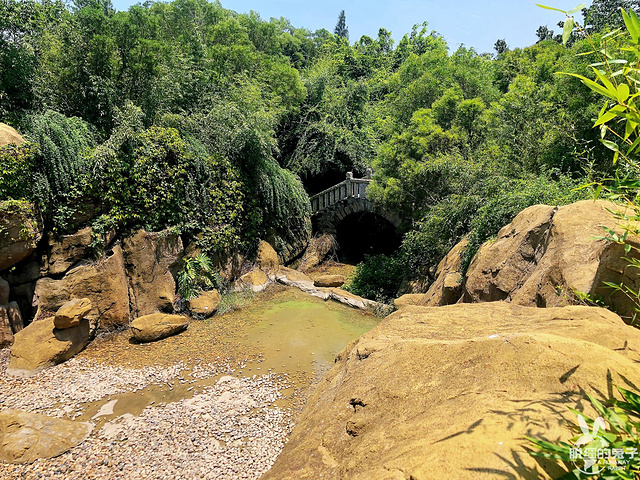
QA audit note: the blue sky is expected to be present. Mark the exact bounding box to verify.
[111,0,593,54]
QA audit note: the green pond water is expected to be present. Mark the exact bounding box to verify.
[240,297,378,379]
[77,287,379,423]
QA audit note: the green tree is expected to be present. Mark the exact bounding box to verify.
[535,25,557,42]
[494,38,508,54]
[583,0,640,31]
[334,10,349,41]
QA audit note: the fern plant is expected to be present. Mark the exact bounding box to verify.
[177,253,220,301]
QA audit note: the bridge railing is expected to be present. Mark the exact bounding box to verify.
[309,172,373,214]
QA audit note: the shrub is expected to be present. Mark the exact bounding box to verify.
[398,170,584,281]
[0,142,36,200]
[345,254,408,303]
[23,110,97,231]
[94,105,245,256]
[462,174,584,271]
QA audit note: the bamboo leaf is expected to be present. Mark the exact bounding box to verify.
[602,28,623,39]
[593,68,620,96]
[625,118,637,139]
[595,184,603,198]
[536,4,567,14]
[602,139,621,152]
[595,110,619,126]
[559,72,618,99]
[627,132,640,153]
[618,83,631,102]
[612,109,640,123]
[622,8,640,44]
[567,3,586,15]
[590,60,628,66]
[563,17,575,45]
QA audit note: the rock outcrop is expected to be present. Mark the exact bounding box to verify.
[256,240,279,271]
[264,302,640,480]
[0,276,8,305]
[0,201,43,272]
[275,267,315,291]
[298,234,337,272]
[0,277,24,346]
[34,246,130,330]
[45,227,93,276]
[328,289,377,310]
[421,237,468,306]
[401,200,640,321]
[237,269,271,292]
[7,316,95,376]
[0,306,14,347]
[463,200,640,320]
[3,256,41,320]
[123,230,183,318]
[7,302,23,333]
[130,313,188,342]
[0,410,92,464]
[188,290,221,318]
[0,123,24,147]
[393,293,430,309]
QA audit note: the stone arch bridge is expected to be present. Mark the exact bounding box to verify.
[309,170,402,235]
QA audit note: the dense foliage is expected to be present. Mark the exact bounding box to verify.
[0,0,634,296]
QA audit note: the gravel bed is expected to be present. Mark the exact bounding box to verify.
[0,348,294,479]
[0,374,292,480]
[0,349,196,418]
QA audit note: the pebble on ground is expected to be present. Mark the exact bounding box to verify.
[0,349,294,480]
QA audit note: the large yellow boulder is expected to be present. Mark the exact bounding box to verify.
[7,316,94,376]
[237,268,270,292]
[313,275,346,288]
[34,246,130,331]
[275,266,314,290]
[421,236,468,306]
[54,298,92,329]
[464,200,640,320]
[45,227,93,276]
[299,234,337,272]
[256,240,279,271]
[130,313,187,343]
[0,123,24,147]
[187,289,221,318]
[263,302,640,480]
[0,410,92,464]
[123,229,183,317]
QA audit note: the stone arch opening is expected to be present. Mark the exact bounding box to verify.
[335,211,401,263]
